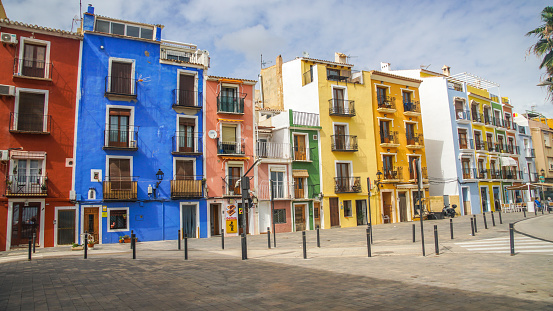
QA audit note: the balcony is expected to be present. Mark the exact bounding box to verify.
[293,146,314,161]
[406,133,424,149]
[103,177,138,201]
[471,112,483,124]
[377,96,396,113]
[104,76,137,100]
[455,110,471,123]
[501,170,523,180]
[328,99,355,117]
[380,131,399,147]
[13,58,53,80]
[331,135,358,151]
[172,89,202,112]
[458,138,474,150]
[170,176,204,198]
[499,119,508,129]
[483,113,493,126]
[103,126,139,151]
[217,139,245,156]
[172,132,202,155]
[526,148,536,158]
[497,144,508,154]
[5,175,48,197]
[519,127,526,134]
[529,172,538,182]
[409,167,428,180]
[475,140,486,151]
[382,168,403,181]
[334,177,361,193]
[217,94,245,114]
[292,111,319,127]
[506,145,520,155]
[504,120,512,130]
[476,169,487,179]
[9,112,51,134]
[462,168,476,179]
[256,141,292,159]
[493,117,503,127]
[223,175,241,197]
[488,169,501,179]
[257,180,295,200]
[402,101,421,116]
[485,141,497,152]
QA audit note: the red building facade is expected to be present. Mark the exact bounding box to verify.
[0,20,81,250]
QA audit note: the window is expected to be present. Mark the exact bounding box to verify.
[178,118,196,152]
[218,86,243,113]
[166,50,191,62]
[332,87,345,114]
[10,159,45,194]
[380,120,392,143]
[383,155,395,179]
[293,134,307,160]
[333,124,347,150]
[549,158,553,171]
[461,158,471,179]
[14,90,47,132]
[454,99,466,119]
[220,124,240,154]
[343,200,352,217]
[327,68,340,81]
[458,129,468,149]
[108,108,132,148]
[471,103,479,122]
[273,209,286,224]
[408,156,418,179]
[406,123,416,144]
[109,60,134,95]
[177,73,196,107]
[545,133,551,147]
[175,160,194,180]
[294,177,305,199]
[22,43,46,77]
[478,159,485,178]
[108,208,129,231]
[377,87,387,107]
[271,171,284,198]
[95,19,154,39]
[486,133,494,151]
[228,166,242,195]
[108,158,131,190]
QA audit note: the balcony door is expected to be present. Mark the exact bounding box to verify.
[221,124,237,153]
[178,73,195,106]
[461,158,471,179]
[408,156,418,180]
[17,92,46,132]
[176,160,194,180]
[383,155,394,179]
[294,134,307,160]
[336,162,350,192]
[334,124,346,149]
[380,120,390,143]
[22,43,46,78]
[109,109,130,148]
[178,118,195,153]
[454,100,465,118]
[333,88,345,114]
[110,61,132,95]
[271,171,285,198]
[228,166,242,195]
[109,158,131,190]
[14,159,42,194]
[406,123,415,144]
[11,202,41,246]
[377,87,386,106]
[458,130,468,149]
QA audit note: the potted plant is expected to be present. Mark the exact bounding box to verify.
[122,235,131,243]
[119,236,124,243]
[40,184,47,191]
[71,243,83,251]
[87,240,95,248]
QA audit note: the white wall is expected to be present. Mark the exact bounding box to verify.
[282,59,320,113]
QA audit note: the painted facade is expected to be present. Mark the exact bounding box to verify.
[0,19,82,250]
[74,6,209,245]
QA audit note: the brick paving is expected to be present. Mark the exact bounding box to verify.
[0,212,552,310]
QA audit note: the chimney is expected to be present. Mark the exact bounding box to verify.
[380,62,391,72]
[87,4,94,14]
[335,52,347,64]
[442,65,451,76]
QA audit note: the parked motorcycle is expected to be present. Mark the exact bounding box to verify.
[442,204,457,218]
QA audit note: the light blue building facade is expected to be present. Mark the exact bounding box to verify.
[75,6,209,244]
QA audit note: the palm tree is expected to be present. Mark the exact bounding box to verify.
[527,6,553,96]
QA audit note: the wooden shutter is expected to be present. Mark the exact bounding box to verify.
[179,74,195,106]
[18,92,45,132]
[176,160,194,179]
[109,158,131,189]
[111,62,132,94]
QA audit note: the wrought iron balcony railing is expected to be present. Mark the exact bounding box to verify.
[172,132,202,154]
[103,176,138,200]
[103,126,139,150]
[256,141,292,159]
[217,139,245,155]
[455,110,471,121]
[471,112,483,123]
[172,89,202,109]
[403,101,421,113]
[171,176,204,198]
[380,131,399,144]
[526,148,536,158]
[475,140,486,151]
[382,167,403,180]
[409,166,428,180]
[331,135,358,151]
[377,96,396,110]
[13,58,53,79]
[334,177,361,193]
[406,133,424,146]
[9,112,51,134]
[217,95,245,114]
[328,99,355,116]
[459,138,474,149]
[5,175,48,196]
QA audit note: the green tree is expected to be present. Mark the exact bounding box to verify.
[527,6,553,95]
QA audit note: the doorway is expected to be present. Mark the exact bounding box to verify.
[462,187,471,215]
[11,202,41,247]
[314,202,321,229]
[493,187,500,212]
[294,204,307,232]
[398,192,408,222]
[480,187,489,212]
[355,200,366,225]
[210,204,221,236]
[329,198,340,227]
[83,207,99,243]
[182,204,197,238]
[382,192,393,223]
[57,209,75,245]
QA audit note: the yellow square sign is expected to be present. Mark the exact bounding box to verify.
[226,219,237,233]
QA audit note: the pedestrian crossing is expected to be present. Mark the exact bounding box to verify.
[455,236,553,254]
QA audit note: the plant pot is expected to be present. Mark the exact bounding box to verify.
[124,238,131,243]
[87,244,94,248]
[72,246,83,251]
[119,240,124,243]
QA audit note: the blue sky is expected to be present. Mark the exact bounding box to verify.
[4,0,553,116]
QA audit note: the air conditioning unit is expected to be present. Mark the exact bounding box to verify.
[0,84,15,96]
[0,150,8,161]
[0,33,17,44]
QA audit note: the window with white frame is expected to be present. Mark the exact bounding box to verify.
[95,18,154,39]
[108,58,135,95]
[549,157,553,171]
[17,37,50,79]
[293,134,308,161]
[545,132,551,147]
[271,169,285,199]
[108,208,129,231]
[294,177,306,199]
[343,200,352,217]
[14,89,48,133]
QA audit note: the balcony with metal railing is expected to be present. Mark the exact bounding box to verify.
[406,133,424,149]
[485,141,497,152]
[455,110,471,123]
[475,140,487,151]
[217,139,245,156]
[172,89,202,110]
[382,168,403,181]
[462,168,475,179]
[13,58,53,80]
[471,111,483,124]
[104,76,137,99]
[170,176,204,198]
[526,148,536,158]
[9,112,51,134]
[222,175,241,197]
[103,126,139,151]
[256,141,292,159]
[103,176,138,200]
[257,180,295,200]
[483,112,493,126]
[328,99,355,117]
[293,146,315,161]
[331,135,358,151]
[217,94,245,114]
[377,96,396,113]
[493,117,503,127]
[476,169,487,179]
[5,175,48,197]
[403,101,421,116]
[334,177,361,193]
[458,138,474,150]
[380,131,399,147]
[488,169,501,179]
[409,166,428,180]
[172,132,202,155]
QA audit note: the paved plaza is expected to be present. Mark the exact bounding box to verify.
[1,212,553,310]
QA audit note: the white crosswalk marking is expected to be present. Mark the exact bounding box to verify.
[455,237,553,254]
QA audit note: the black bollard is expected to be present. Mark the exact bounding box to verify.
[483,213,488,229]
[473,215,478,232]
[450,219,454,239]
[471,217,475,236]
[366,227,371,257]
[130,230,134,250]
[178,229,181,250]
[32,232,36,253]
[434,225,439,255]
[523,208,526,218]
[499,210,503,224]
[509,223,515,256]
[412,223,416,243]
[28,238,32,261]
[221,229,225,250]
[241,234,246,260]
[316,226,320,248]
[491,211,496,226]
[184,234,188,260]
[132,235,136,260]
[302,231,307,259]
[534,206,537,216]
[267,227,271,249]
[84,231,88,259]
[273,226,276,248]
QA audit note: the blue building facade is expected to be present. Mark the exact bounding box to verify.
[75,6,209,244]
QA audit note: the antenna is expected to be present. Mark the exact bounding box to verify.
[71,0,83,32]
[420,64,431,70]
[346,54,357,63]
[302,51,310,58]
[261,54,272,69]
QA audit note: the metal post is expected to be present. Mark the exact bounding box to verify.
[534,206,537,216]
[471,217,475,236]
[491,211,496,226]
[316,226,320,248]
[132,234,136,260]
[483,213,488,229]
[450,219,454,239]
[28,238,32,261]
[302,231,307,259]
[366,177,373,244]
[416,159,425,256]
[412,224,416,243]
[434,225,439,255]
[178,229,181,250]
[267,227,271,249]
[473,215,478,232]
[366,227,371,257]
[499,210,503,224]
[184,234,188,260]
[271,179,276,248]
[241,234,246,260]
[130,230,134,250]
[221,229,225,250]
[523,208,526,218]
[84,231,88,259]
[32,232,36,253]
[509,223,515,256]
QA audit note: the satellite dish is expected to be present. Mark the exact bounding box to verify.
[208,130,217,139]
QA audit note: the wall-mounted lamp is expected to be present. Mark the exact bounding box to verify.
[152,169,164,198]
[374,171,383,189]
